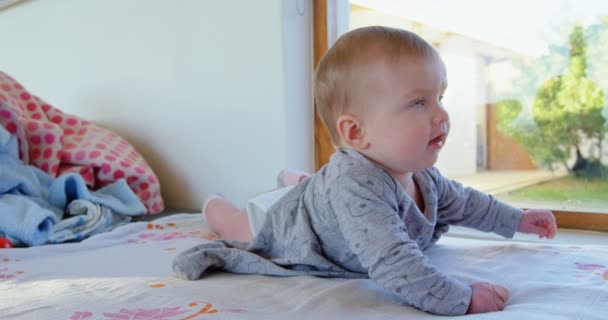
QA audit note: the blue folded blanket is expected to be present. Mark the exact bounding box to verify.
[0,125,146,246]
[48,199,133,244]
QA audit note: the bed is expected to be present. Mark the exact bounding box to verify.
[1,213,606,319]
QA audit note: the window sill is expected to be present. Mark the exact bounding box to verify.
[447,226,608,245]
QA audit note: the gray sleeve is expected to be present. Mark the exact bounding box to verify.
[329,172,471,316]
[429,168,523,238]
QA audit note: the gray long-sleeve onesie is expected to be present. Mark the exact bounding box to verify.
[173,148,523,315]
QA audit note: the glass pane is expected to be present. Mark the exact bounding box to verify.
[348,0,608,213]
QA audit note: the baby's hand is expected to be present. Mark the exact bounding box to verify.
[518,209,557,239]
[467,282,509,314]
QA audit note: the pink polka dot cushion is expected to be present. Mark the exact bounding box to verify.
[0,71,164,214]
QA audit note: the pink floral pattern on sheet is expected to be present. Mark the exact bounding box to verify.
[103,307,189,319]
[574,262,608,281]
[0,267,16,280]
[128,231,216,244]
[70,311,93,320]
[127,223,216,244]
[0,255,24,280]
[70,302,244,320]
[575,262,605,271]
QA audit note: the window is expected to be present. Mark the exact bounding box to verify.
[0,0,25,11]
[314,0,608,230]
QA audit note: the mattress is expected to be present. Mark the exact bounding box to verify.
[1,213,606,319]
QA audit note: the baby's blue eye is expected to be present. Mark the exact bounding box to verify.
[412,99,425,107]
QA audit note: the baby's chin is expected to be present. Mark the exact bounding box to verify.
[419,154,441,169]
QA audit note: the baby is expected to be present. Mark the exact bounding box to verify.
[173,26,557,315]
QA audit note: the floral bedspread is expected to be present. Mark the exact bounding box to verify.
[1,214,606,320]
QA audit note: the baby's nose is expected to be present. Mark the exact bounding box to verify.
[441,121,449,133]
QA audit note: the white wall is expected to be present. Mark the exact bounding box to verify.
[435,48,480,177]
[0,0,313,209]
[283,0,314,179]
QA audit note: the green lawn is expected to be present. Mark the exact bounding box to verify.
[495,175,608,211]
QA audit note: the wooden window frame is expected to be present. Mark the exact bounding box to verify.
[312,0,608,232]
[313,0,336,174]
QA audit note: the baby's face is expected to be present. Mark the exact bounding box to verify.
[356,55,450,177]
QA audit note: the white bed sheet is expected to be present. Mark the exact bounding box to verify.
[1,213,607,319]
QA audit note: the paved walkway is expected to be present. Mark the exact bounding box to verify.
[449,169,569,195]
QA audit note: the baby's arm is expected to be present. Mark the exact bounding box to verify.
[430,167,558,239]
[331,174,473,315]
[428,168,523,238]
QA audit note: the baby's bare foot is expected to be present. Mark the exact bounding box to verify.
[202,194,253,242]
[277,169,311,188]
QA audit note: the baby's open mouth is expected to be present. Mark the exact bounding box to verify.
[430,135,444,147]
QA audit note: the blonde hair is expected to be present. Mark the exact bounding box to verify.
[314,26,439,145]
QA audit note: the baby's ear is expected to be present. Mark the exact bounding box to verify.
[336,114,369,150]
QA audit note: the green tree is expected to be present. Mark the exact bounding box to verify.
[497,24,606,174]
[496,99,570,171]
